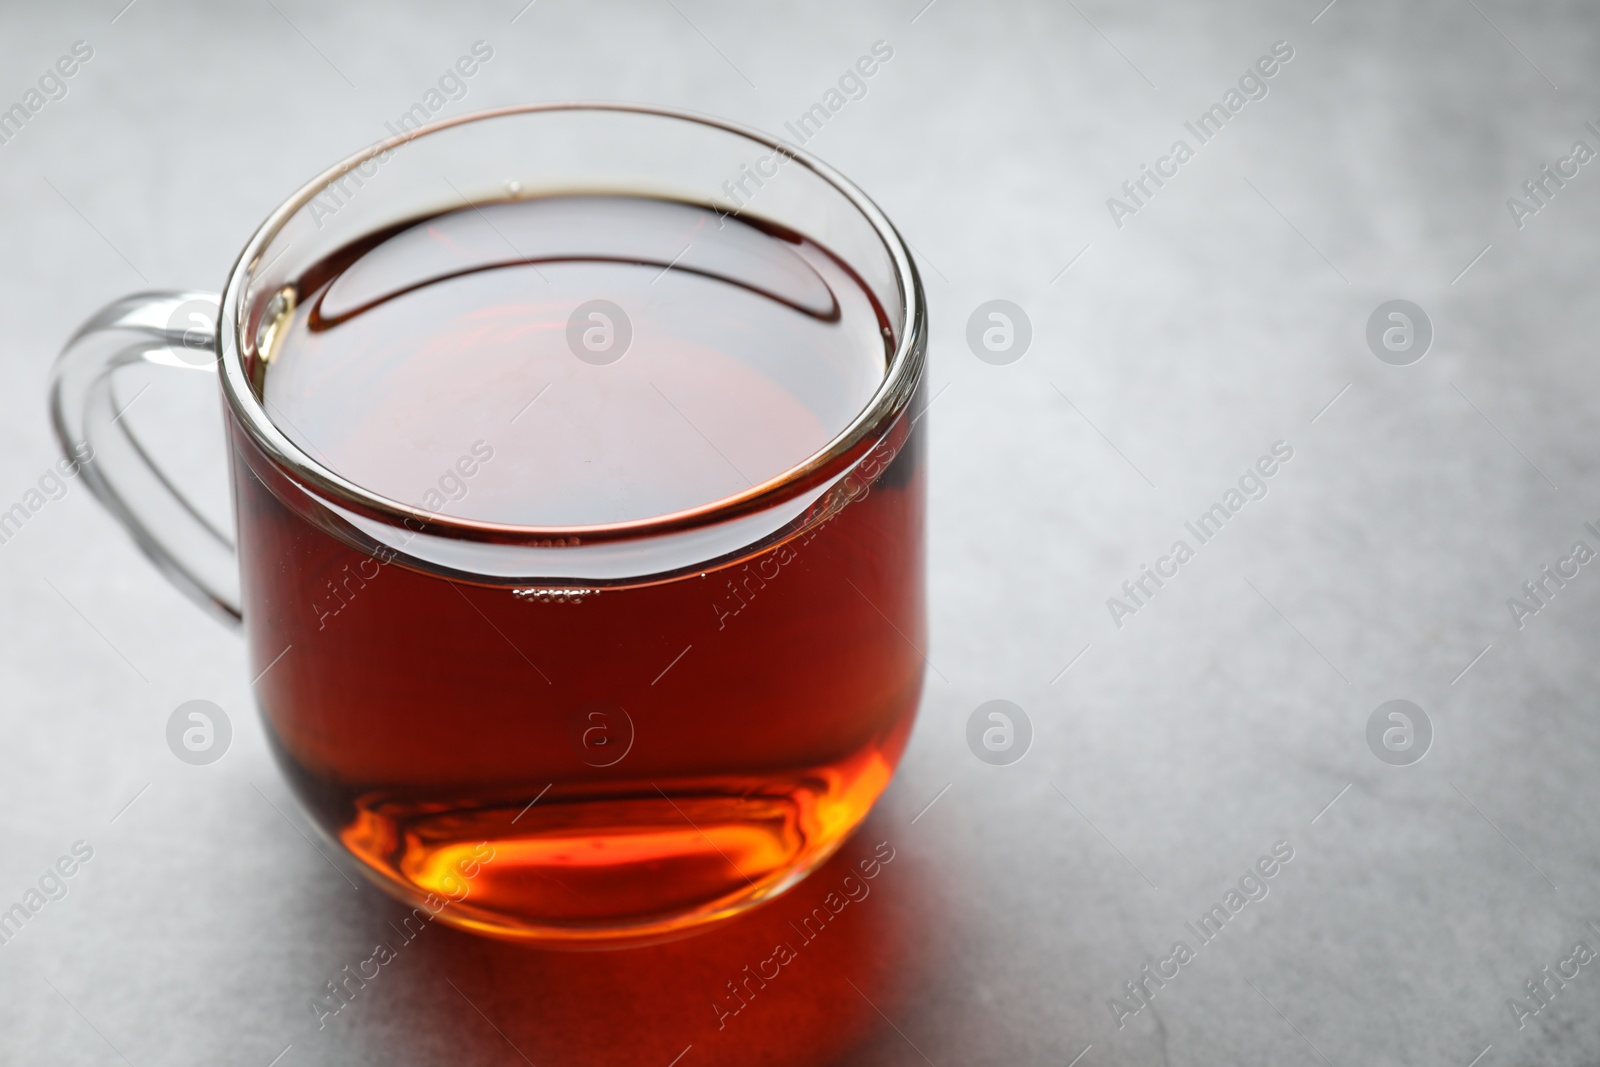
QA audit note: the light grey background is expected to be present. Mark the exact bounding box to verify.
[1,0,1598,1064]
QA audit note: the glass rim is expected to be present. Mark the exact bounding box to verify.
[216,101,926,546]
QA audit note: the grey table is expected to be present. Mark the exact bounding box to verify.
[2,0,1598,1063]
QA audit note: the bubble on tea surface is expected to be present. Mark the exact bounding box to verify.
[966,300,1032,365]
[1366,300,1432,366]
[966,699,1032,765]
[1366,699,1432,766]
[166,699,232,765]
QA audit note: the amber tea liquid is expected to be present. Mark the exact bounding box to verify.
[232,193,925,944]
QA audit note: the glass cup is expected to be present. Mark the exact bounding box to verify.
[49,104,927,945]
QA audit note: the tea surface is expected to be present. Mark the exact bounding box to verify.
[262,194,891,525]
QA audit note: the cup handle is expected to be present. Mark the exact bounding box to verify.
[48,290,242,627]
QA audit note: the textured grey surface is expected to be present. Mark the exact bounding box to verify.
[2,0,1599,1064]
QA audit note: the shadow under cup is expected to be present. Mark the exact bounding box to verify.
[217,106,927,945]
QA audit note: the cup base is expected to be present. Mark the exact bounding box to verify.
[323,751,897,947]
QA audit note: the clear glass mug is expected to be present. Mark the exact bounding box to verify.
[49,104,927,945]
